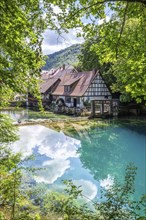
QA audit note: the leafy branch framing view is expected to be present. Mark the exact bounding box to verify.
[0,0,146,219]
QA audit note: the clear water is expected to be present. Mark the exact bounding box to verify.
[1,109,29,121]
[9,117,146,202]
[0,109,69,122]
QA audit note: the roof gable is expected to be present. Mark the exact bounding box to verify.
[52,71,96,96]
[84,72,112,98]
[40,78,60,93]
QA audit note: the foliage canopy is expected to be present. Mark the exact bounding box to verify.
[0,0,60,106]
[1,0,146,103]
[55,0,146,102]
[0,0,146,218]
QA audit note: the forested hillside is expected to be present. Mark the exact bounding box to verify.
[42,44,81,70]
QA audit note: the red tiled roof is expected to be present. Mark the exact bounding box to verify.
[40,67,76,94]
[63,75,83,86]
[52,71,96,96]
[40,78,60,93]
[41,68,60,80]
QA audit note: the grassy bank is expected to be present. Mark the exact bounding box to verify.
[0,106,24,111]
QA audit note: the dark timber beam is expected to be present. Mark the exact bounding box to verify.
[101,101,104,115]
[91,100,95,117]
[109,100,113,115]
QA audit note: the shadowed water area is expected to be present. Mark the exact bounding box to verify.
[2,110,146,202]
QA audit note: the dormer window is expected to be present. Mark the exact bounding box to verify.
[64,85,70,92]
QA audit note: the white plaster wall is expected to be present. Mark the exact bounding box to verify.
[90,96,112,100]
[59,96,65,101]
[82,96,112,101]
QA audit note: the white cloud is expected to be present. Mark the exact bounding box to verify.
[98,16,110,25]
[73,179,97,201]
[38,131,80,159]
[42,29,84,55]
[34,159,70,184]
[11,125,81,183]
[12,125,80,160]
[100,174,114,190]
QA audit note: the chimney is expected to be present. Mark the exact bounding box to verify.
[63,64,65,70]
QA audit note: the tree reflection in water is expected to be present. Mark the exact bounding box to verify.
[72,120,146,199]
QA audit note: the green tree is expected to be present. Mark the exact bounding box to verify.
[55,0,146,103]
[0,115,19,219]
[0,0,146,218]
[1,0,145,104]
[0,115,41,220]
[1,0,41,105]
[0,0,65,106]
[91,15,146,102]
[77,40,101,71]
[76,39,116,87]
[42,165,146,220]
[0,114,18,143]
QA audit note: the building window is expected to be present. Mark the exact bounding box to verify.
[65,96,71,103]
[64,85,70,92]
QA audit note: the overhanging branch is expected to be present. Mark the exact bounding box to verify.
[115,2,129,59]
[65,0,145,23]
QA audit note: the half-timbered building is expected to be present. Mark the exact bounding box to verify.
[52,69,114,109]
[28,65,119,116]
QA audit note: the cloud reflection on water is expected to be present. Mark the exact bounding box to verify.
[34,159,71,184]
[12,125,80,159]
[73,179,98,201]
[100,174,114,190]
[11,125,98,201]
[12,125,81,184]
